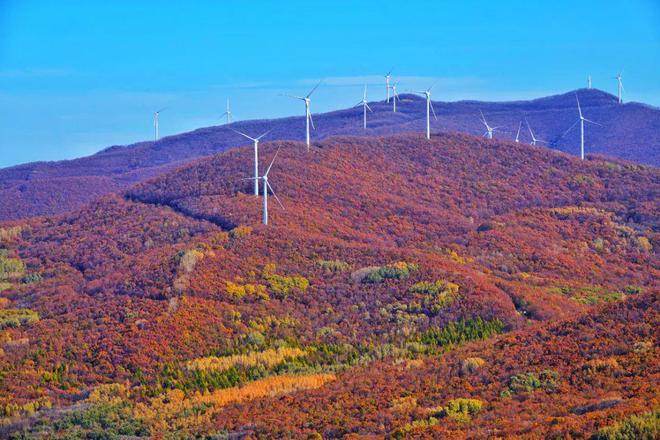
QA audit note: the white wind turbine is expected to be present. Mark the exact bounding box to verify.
[615,72,624,104]
[283,81,322,152]
[525,118,547,146]
[391,80,400,112]
[415,83,438,139]
[562,94,602,160]
[355,85,373,129]
[153,108,166,141]
[232,128,271,196]
[514,120,522,143]
[221,98,233,124]
[587,75,592,89]
[245,148,284,225]
[479,110,501,139]
[385,68,393,102]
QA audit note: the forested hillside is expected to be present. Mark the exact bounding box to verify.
[0,133,657,438]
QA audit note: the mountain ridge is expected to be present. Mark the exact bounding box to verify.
[1,88,658,221]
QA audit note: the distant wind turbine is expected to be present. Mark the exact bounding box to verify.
[153,108,166,141]
[587,75,592,89]
[221,98,233,124]
[515,120,522,143]
[385,68,393,103]
[615,73,624,104]
[391,81,400,112]
[355,85,373,129]
[245,148,284,225]
[283,81,322,151]
[232,128,271,196]
[479,110,500,139]
[562,94,602,160]
[525,118,547,146]
[415,83,438,139]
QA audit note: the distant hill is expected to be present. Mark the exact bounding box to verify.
[1,88,658,220]
[0,132,657,438]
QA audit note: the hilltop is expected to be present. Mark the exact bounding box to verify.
[1,88,659,220]
[0,132,657,438]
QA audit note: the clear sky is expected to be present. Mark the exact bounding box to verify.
[1,0,659,167]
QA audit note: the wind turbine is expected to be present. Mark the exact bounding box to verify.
[391,81,400,112]
[587,75,592,89]
[415,83,438,139]
[245,149,284,225]
[283,81,321,152]
[355,85,373,129]
[562,94,602,160]
[232,128,271,196]
[221,98,233,124]
[479,110,500,139]
[514,120,522,143]
[385,68,393,102]
[615,73,624,104]
[525,118,547,146]
[153,108,166,141]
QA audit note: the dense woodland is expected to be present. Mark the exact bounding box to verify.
[0,132,657,438]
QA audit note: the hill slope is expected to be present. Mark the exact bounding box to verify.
[1,88,658,220]
[0,132,657,438]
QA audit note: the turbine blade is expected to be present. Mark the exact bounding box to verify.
[366,103,373,112]
[479,110,487,125]
[584,118,603,126]
[560,120,579,138]
[267,181,285,210]
[576,94,583,118]
[282,93,305,100]
[256,129,272,140]
[306,80,322,98]
[430,100,438,120]
[265,147,281,176]
[230,128,256,141]
[309,112,315,130]
[526,119,534,138]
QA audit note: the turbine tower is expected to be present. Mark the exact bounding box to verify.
[391,81,400,113]
[415,83,438,139]
[479,110,500,139]
[246,149,284,225]
[232,128,271,196]
[385,68,393,103]
[587,75,592,89]
[284,81,321,151]
[514,120,522,143]
[615,73,624,104]
[355,85,373,129]
[221,98,233,124]
[153,108,165,141]
[525,118,547,146]
[562,94,601,160]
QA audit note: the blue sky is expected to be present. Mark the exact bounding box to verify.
[1,0,659,167]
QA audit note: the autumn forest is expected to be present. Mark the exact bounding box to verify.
[0,132,658,439]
